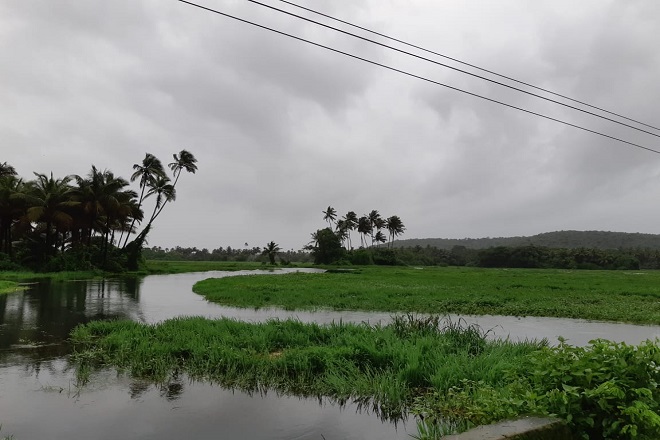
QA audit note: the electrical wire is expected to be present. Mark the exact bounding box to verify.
[277,0,660,133]
[177,0,660,155]
[238,0,660,141]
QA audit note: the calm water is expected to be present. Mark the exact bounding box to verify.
[1,269,660,439]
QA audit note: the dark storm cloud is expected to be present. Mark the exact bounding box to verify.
[2,0,660,248]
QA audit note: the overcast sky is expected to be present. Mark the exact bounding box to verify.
[2,0,660,251]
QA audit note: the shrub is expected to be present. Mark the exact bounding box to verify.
[527,338,660,439]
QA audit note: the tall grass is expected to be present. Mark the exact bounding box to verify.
[71,316,660,438]
[71,315,545,420]
[0,280,18,294]
[193,267,660,323]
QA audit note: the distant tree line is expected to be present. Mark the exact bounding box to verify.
[142,245,312,264]
[0,152,196,272]
[395,244,660,270]
[395,230,660,251]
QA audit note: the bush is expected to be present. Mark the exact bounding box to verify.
[527,338,660,439]
[348,249,373,265]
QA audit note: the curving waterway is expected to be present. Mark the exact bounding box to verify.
[1,269,660,439]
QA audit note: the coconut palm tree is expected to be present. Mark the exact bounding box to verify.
[385,215,406,248]
[0,175,26,255]
[148,150,198,225]
[145,175,176,226]
[123,153,166,247]
[168,150,198,188]
[341,211,358,250]
[322,206,337,228]
[357,216,370,248]
[262,241,281,265]
[367,210,383,247]
[74,166,132,247]
[25,172,77,251]
[374,230,387,246]
[0,162,17,178]
[335,219,349,248]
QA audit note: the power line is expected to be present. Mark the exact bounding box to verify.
[177,0,660,155]
[239,0,660,141]
[277,0,660,133]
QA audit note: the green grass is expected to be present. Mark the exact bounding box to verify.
[192,266,660,324]
[71,315,545,420]
[0,269,107,282]
[70,316,660,438]
[0,280,19,294]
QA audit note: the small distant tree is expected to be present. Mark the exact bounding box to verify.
[262,241,281,265]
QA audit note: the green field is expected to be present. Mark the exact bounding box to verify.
[193,266,660,324]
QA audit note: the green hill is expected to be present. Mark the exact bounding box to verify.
[394,230,660,250]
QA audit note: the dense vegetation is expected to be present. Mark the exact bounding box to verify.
[192,267,660,324]
[396,230,660,251]
[396,244,656,270]
[0,153,196,272]
[71,316,660,439]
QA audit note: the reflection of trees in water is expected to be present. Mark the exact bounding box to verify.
[128,375,185,402]
[129,380,151,400]
[0,277,145,363]
[159,375,185,401]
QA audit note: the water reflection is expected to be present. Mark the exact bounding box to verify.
[2,269,660,439]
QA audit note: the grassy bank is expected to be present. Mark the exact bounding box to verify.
[71,316,544,422]
[71,316,660,439]
[143,260,292,274]
[0,260,285,281]
[193,266,660,324]
[0,280,18,294]
[0,270,108,282]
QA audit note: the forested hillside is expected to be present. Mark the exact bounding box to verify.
[395,230,660,250]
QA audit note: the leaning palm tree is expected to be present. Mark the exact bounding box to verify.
[144,175,176,227]
[122,153,166,247]
[148,150,198,224]
[322,206,337,228]
[168,150,198,188]
[385,215,406,248]
[261,241,281,265]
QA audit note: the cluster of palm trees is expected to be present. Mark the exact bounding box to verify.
[0,151,196,270]
[321,206,406,249]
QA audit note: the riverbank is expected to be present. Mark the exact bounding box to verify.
[193,266,660,324]
[0,260,299,281]
[0,280,18,294]
[71,315,660,439]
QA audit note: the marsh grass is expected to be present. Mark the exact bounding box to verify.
[0,280,18,294]
[70,316,545,420]
[193,267,660,323]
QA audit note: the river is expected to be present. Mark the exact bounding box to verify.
[1,269,659,439]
